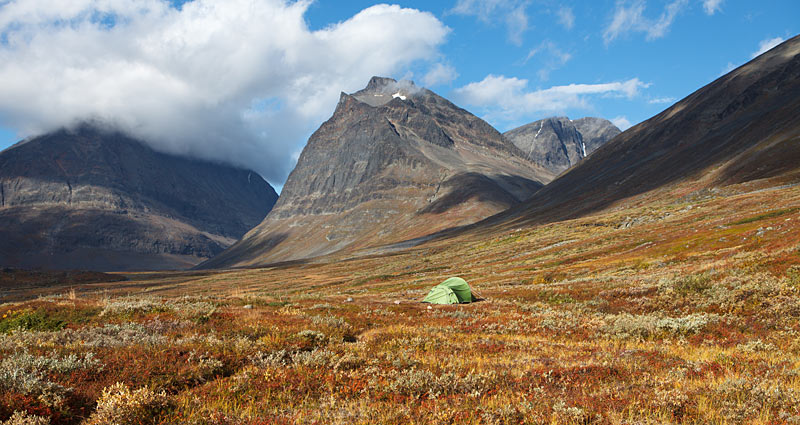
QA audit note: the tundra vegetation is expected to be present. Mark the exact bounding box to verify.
[1,182,800,424]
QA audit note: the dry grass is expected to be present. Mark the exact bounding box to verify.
[2,181,800,424]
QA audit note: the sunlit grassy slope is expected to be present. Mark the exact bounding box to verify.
[2,169,800,424]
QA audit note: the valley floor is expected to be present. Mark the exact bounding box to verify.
[2,179,800,424]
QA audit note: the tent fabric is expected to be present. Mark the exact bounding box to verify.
[422,277,474,304]
[422,286,459,304]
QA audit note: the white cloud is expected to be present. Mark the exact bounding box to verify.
[505,4,529,45]
[451,0,530,45]
[0,0,449,184]
[751,36,785,58]
[720,62,737,76]
[703,0,723,15]
[422,63,459,87]
[524,40,572,81]
[603,0,688,45]
[611,116,632,131]
[557,6,575,30]
[719,36,785,78]
[453,74,649,123]
[648,96,676,104]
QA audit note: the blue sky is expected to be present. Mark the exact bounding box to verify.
[302,0,798,131]
[0,0,797,187]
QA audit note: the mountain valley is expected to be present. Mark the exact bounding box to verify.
[1,23,800,425]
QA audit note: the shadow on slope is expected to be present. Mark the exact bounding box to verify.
[196,232,291,270]
[419,172,542,215]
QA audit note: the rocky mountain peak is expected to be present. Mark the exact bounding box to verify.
[199,77,554,269]
[365,76,398,91]
[352,76,421,107]
[334,92,369,116]
[504,116,620,175]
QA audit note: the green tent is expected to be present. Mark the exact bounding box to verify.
[422,277,475,304]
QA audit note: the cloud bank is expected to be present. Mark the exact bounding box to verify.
[0,0,449,183]
[453,74,648,124]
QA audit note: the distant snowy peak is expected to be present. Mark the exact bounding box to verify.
[504,116,621,175]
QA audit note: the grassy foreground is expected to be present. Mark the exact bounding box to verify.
[1,182,800,424]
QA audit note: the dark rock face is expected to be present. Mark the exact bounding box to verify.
[504,117,620,175]
[0,125,278,271]
[493,34,800,228]
[573,117,622,154]
[202,77,553,268]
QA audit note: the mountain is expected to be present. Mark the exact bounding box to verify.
[201,77,554,268]
[573,117,623,154]
[0,125,278,271]
[504,116,620,175]
[487,34,800,229]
